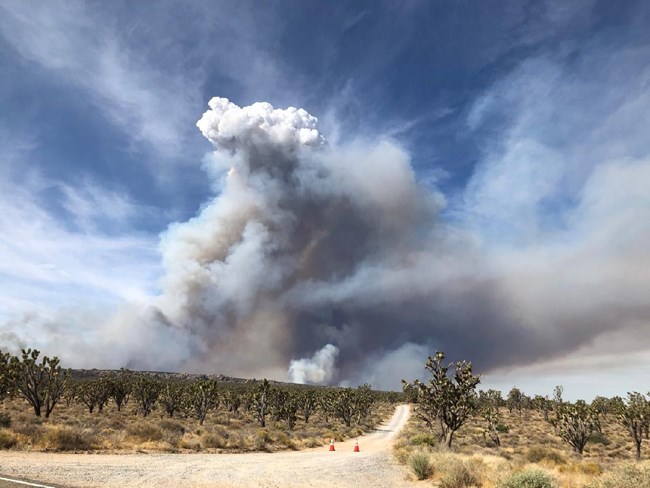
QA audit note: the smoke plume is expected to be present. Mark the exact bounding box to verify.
[112,94,646,388]
[288,344,339,384]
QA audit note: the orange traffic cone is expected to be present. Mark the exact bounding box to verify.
[329,439,335,451]
[354,439,360,452]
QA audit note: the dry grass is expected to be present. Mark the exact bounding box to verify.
[0,397,393,454]
[393,409,650,488]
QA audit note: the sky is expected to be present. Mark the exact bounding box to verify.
[1,0,649,400]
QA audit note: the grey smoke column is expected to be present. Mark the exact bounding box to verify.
[149,96,649,387]
[155,96,458,381]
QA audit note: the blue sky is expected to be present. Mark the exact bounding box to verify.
[1,0,650,399]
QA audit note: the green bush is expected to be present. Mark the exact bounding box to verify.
[498,469,556,488]
[525,446,566,465]
[0,430,17,449]
[584,462,650,488]
[439,459,481,488]
[409,450,434,480]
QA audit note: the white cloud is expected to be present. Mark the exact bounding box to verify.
[0,1,204,167]
[0,129,160,323]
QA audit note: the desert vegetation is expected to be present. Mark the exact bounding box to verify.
[399,351,650,487]
[0,348,398,453]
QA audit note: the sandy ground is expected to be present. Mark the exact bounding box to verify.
[0,405,416,488]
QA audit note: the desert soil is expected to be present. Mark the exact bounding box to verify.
[0,405,415,488]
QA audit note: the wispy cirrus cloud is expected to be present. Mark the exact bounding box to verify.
[0,127,160,322]
[455,36,650,398]
[0,0,203,167]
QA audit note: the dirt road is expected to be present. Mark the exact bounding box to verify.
[0,405,415,488]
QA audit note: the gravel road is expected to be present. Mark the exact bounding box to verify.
[0,405,415,488]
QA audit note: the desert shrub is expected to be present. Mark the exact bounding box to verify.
[439,459,482,488]
[126,423,164,442]
[0,430,17,449]
[496,423,510,433]
[525,446,566,465]
[498,469,556,488]
[303,437,322,448]
[276,431,298,450]
[409,450,433,480]
[587,431,610,446]
[156,419,185,446]
[0,413,11,428]
[257,429,271,444]
[411,433,437,447]
[584,462,650,488]
[106,417,127,430]
[576,462,603,476]
[227,433,245,450]
[179,438,201,451]
[202,432,227,449]
[42,427,94,451]
[158,419,185,434]
[12,418,46,444]
[393,445,411,464]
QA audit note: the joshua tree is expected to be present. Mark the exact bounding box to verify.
[185,380,219,425]
[10,349,69,418]
[553,385,564,408]
[222,389,242,413]
[270,389,299,430]
[77,379,109,414]
[331,388,358,427]
[159,382,185,418]
[479,389,503,411]
[533,395,553,422]
[404,351,480,448]
[318,389,337,423]
[507,387,524,415]
[132,375,162,417]
[0,351,15,404]
[590,396,612,433]
[482,405,506,447]
[354,383,375,425]
[617,392,650,460]
[252,379,271,427]
[298,389,318,423]
[107,370,132,411]
[551,400,599,455]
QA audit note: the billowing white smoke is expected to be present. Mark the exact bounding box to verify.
[151,96,442,381]
[196,97,325,150]
[288,344,339,384]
